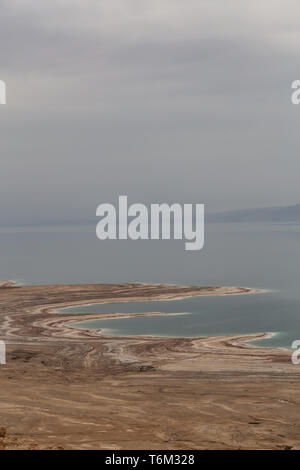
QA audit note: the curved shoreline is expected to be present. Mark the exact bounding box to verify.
[1,281,299,450]
[0,281,264,345]
[36,310,278,350]
[50,285,264,340]
[0,282,265,342]
[36,285,262,341]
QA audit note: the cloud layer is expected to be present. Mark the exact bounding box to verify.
[0,0,299,225]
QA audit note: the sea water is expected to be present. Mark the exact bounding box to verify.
[1,222,300,348]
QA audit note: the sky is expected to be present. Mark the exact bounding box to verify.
[0,0,300,226]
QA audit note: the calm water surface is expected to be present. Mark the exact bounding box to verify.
[1,223,300,347]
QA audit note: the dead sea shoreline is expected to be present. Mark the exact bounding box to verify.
[47,284,264,341]
[0,281,266,349]
[0,281,299,450]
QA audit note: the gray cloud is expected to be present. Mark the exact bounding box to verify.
[0,0,300,226]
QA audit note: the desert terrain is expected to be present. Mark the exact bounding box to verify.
[0,282,299,450]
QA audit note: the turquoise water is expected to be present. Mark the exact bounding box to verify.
[1,223,300,348]
[65,292,297,348]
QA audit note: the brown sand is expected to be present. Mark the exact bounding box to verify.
[0,282,299,450]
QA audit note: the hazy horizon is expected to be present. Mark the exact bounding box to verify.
[0,201,299,228]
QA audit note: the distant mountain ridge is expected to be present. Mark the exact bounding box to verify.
[208,204,300,223]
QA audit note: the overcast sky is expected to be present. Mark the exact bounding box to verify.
[0,0,299,226]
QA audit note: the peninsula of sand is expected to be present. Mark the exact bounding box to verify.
[0,281,299,450]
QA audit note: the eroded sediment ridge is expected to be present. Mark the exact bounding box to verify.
[1,281,299,450]
[0,282,259,343]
